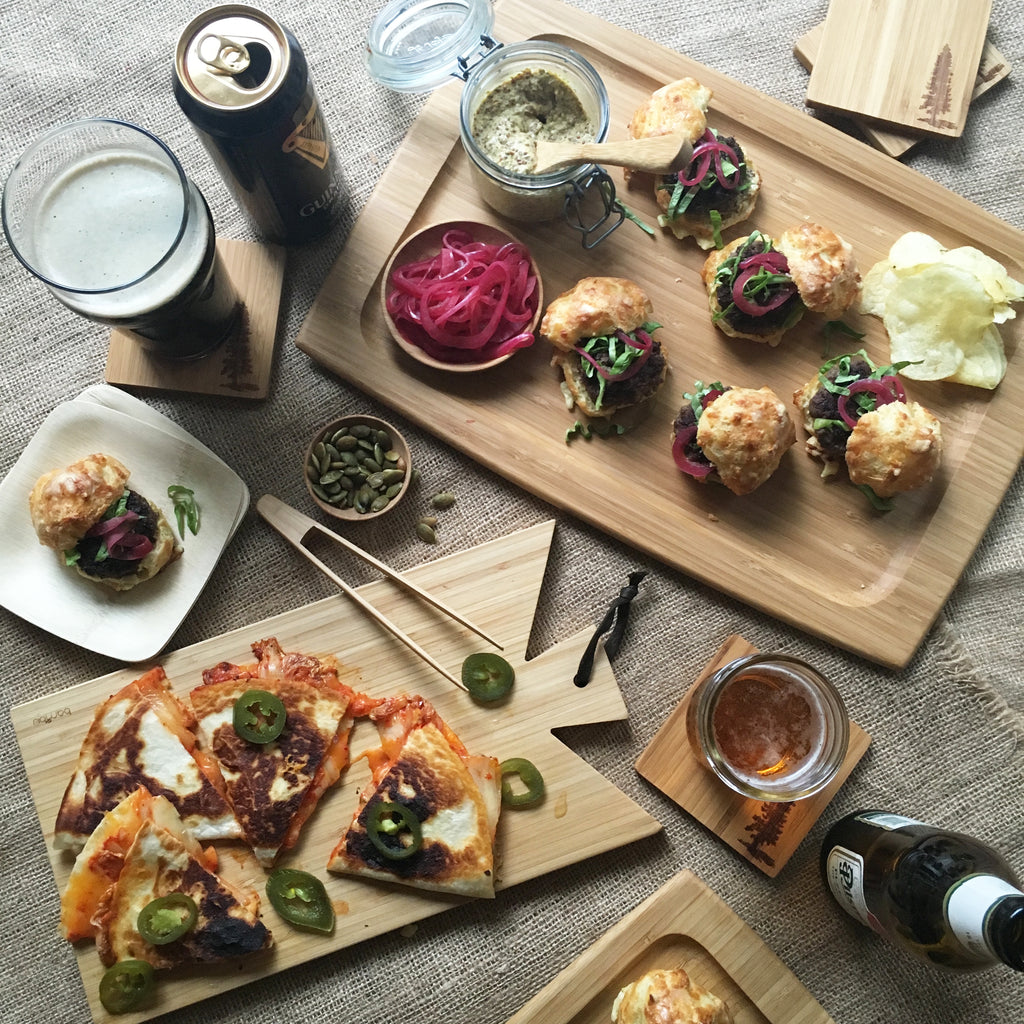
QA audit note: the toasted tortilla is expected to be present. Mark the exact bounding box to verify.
[327,696,501,898]
[190,637,355,867]
[54,668,241,851]
[95,816,271,969]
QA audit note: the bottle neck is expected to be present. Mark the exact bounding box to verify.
[987,895,1024,971]
[947,877,1024,969]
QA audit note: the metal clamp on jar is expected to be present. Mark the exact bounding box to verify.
[365,0,624,248]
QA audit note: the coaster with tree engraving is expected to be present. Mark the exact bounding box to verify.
[104,238,285,400]
[636,634,871,877]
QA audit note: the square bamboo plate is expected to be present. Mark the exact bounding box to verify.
[805,0,992,138]
[636,635,871,877]
[105,238,285,399]
[795,22,1011,158]
[507,870,835,1024]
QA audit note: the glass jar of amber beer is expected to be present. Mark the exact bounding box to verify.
[2,119,240,360]
[686,652,850,802]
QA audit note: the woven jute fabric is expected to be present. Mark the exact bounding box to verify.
[1,1,1022,1022]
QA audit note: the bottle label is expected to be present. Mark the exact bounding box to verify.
[946,875,1020,959]
[855,811,922,830]
[824,844,879,932]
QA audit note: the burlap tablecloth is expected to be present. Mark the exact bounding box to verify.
[2,1,1022,1021]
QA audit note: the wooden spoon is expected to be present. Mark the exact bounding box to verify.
[531,133,693,175]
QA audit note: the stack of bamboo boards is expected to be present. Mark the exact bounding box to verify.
[797,0,1010,158]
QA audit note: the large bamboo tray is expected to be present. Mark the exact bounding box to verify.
[296,0,1024,668]
[12,520,660,1021]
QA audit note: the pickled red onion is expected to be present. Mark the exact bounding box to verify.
[386,230,538,365]
[677,129,742,190]
[837,377,904,428]
[731,249,797,317]
[671,425,713,478]
[85,511,153,561]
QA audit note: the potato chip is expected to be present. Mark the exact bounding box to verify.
[860,231,1021,389]
[951,324,1007,389]
[884,264,993,381]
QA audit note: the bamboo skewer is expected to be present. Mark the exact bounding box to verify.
[257,495,505,690]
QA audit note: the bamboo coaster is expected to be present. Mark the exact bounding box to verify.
[795,22,1011,158]
[104,238,286,400]
[636,635,871,877]
[804,0,991,139]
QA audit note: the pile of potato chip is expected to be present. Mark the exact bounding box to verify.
[860,232,1023,389]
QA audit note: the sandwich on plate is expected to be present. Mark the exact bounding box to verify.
[29,452,181,590]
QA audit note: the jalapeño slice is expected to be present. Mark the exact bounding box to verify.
[461,652,515,702]
[137,892,198,945]
[266,868,335,934]
[366,800,423,861]
[499,757,545,808]
[99,959,156,1014]
[232,688,286,744]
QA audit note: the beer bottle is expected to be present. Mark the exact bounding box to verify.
[821,810,1024,971]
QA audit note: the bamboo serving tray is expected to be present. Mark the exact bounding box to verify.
[12,520,661,1022]
[295,0,1024,669]
[506,870,835,1024]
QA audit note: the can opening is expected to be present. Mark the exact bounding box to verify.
[232,42,272,89]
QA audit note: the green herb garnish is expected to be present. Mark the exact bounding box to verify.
[616,201,655,237]
[575,322,660,411]
[167,485,200,538]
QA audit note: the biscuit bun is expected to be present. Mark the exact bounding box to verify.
[29,453,182,590]
[612,968,733,1024]
[844,401,943,497]
[673,385,794,495]
[776,221,861,318]
[540,277,668,419]
[625,78,711,186]
[702,225,861,345]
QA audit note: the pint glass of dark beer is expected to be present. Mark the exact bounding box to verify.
[2,119,240,360]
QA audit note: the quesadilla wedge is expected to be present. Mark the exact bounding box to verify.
[190,637,355,867]
[94,811,271,969]
[60,786,218,943]
[54,667,240,851]
[327,694,502,898]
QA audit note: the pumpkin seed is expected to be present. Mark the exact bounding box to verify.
[309,421,408,516]
[370,495,390,513]
[416,521,438,544]
[319,470,344,486]
[430,492,456,510]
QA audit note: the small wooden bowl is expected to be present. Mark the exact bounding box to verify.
[304,414,412,522]
[380,220,543,372]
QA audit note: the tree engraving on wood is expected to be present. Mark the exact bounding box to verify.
[739,801,794,868]
[919,45,959,130]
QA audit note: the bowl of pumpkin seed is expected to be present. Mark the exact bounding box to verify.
[304,415,412,521]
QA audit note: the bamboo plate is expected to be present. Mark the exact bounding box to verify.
[295,0,1024,669]
[12,520,661,1022]
[506,870,835,1024]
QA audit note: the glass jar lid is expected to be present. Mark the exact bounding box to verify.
[365,0,496,92]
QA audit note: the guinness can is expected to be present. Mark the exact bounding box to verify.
[174,4,341,244]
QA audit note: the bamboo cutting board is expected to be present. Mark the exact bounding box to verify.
[805,0,992,137]
[295,0,1024,670]
[12,520,661,1022]
[506,871,834,1024]
[796,22,1011,157]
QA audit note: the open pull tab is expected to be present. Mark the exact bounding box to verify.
[562,167,625,249]
[197,33,251,75]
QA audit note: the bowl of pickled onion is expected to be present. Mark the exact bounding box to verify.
[381,221,543,371]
